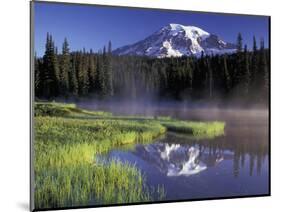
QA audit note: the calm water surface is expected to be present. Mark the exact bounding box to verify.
[91,106,269,201]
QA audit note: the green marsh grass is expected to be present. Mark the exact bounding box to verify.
[160,121,225,138]
[34,105,166,209]
[34,102,225,209]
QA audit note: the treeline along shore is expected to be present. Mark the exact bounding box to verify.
[35,33,269,106]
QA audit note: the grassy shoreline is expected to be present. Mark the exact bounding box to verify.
[34,102,224,209]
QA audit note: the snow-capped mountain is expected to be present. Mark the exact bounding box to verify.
[113,23,236,58]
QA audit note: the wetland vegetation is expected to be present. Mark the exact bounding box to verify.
[34,102,225,209]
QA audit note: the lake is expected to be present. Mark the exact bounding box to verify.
[83,104,270,201]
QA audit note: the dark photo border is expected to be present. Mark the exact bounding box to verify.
[30,1,271,211]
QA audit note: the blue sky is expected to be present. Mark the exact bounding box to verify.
[34,2,269,56]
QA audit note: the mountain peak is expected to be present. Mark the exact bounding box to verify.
[167,23,186,30]
[113,24,236,58]
[167,23,208,33]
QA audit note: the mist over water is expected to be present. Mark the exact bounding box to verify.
[87,99,269,200]
[76,99,268,122]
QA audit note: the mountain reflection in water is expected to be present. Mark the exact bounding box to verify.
[96,109,269,199]
[136,144,212,177]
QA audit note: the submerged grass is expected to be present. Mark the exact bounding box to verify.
[34,102,225,209]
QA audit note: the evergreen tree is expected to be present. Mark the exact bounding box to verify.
[223,54,231,94]
[253,36,257,52]
[251,36,259,96]
[234,33,244,89]
[88,49,96,93]
[34,53,41,96]
[82,49,89,95]
[237,33,243,53]
[59,38,70,96]
[206,57,213,98]
[76,51,83,95]
[243,45,251,96]
[53,43,60,94]
[42,33,59,99]
[100,47,107,98]
[69,53,78,96]
[184,58,193,99]
[107,41,114,96]
[259,38,269,102]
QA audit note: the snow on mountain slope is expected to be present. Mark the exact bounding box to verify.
[113,23,236,58]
